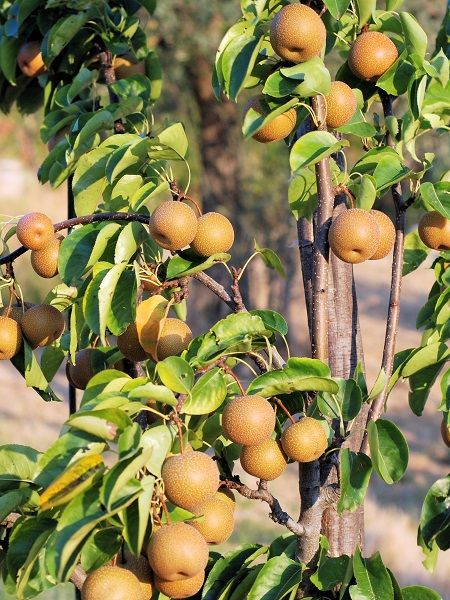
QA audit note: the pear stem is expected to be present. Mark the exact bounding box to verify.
[272,397,296,424]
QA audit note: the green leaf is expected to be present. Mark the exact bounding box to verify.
[349,548,394,600]
[68,408,131,441]
[419,475,450,551]
[182,368,227,415]
[106,137,150,183]
[310,537,351,590]
[403,232,429,276]
[158,123,188,158]
[121,474,154,555]
[401,342,450,377]
[140,425,175,477]
[338,450,372,513]
[250,310,288,336]
[323,0,351,19]
[0,489,35,521]
[247,358,338,397]
[400,13,428,60]
[166,251,231,279]
[350,148,411,192]
[43,12,91,62]
[420,182,450,219]
[129,383,177,407]
[242,98,298,139]
[156,356,194,394]
[254,243,286,278]
[354,0,376,26]
[222,33,264,101]
[290,131,348,172]
[248,555,302,600]
[0,445,40,491]
[274,56,331,98]
[100,448,151,511]
[337,110,377,138]
[408,363,443,416]
[98,262,129,343]
[367,419,409,484]
[377,51,415,96]
[80,527,122,572]
[402,587,442,600]
[0,34,20,85]
[72,147,111,215]
[202,545,266,600]
[106,267,137,336]
[288,167,317,220]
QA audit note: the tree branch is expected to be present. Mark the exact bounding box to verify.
[360,91,405,454]
[222,479,305,536]
[310,95,334,361]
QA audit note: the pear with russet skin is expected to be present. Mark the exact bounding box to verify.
[348,31,398,81]
[222,395,276,446]
[240,439,287,481]
[0,316,23,360]
[281,417,328,463]
[81,565,145,600]
[418,211,450,251]
[149,201,198,251]
[16,212,54,250]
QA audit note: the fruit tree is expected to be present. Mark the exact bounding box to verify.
[0,1,449,599]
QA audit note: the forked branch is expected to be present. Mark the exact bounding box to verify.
[360,91,405,453]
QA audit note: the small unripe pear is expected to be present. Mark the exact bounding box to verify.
[269,4,326,63]
[16,212,54,250]
[0,316,23,360]
[190,212,234,257]
[240,439,287,480]
[348,31,398,81]
[17,42,47,77]
[147,523,208,582]
[20,304,65,348]
[328,208,380,264]
[222,395,276,446]
[281,417,328,462]
[149,201,198,251]
[369,210,395,260]
[418,211,450,251]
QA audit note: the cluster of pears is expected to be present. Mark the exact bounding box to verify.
[328,208,396,264]
[245,3,399,143]
[222,395,328,480]
[16,212,62,278]
[149,448,233,596]
[418,211,450,251]
[149,199,234,257]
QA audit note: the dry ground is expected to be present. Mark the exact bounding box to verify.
[0,166,449,598]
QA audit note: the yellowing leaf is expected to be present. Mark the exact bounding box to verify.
[39,454,104,512]
[136,295,168,360]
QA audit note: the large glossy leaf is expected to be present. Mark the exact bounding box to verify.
[402,587,442,600]
[248,555,302,600]
[121,474,154,555]
[338,450,372,513]
[157,356,194,394]
[323,0,351,19]
[400,13,428,60]
[166,251,231,279]
[182,368,227,415]
[140,425,175,477]
[349,548,394,600]
[0,445,40,491]
[80,527,122,572]
[402,231,429,276]
[290,132,348,172]
[310,536,351,591]
[367,419,409,484]
[400,342,450,377]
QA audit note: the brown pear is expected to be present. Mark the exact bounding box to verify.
[0,316,23,360]
[269,4,326,63]
[244,96,297,143]
[324,81,357,129]
[222,395,276,446]
[66,349,95,390]
[328,208,380,264]
[348,31,398,81]
[441,418,450,448]
[119,552,153,599]
[20,304,65,348]
[216,488,236,511]
[157,318,192,360]
[30,235,62,278]
[370,210,395,260]
[190,212,235,257]
[149,201,198,251]
[81,565,144,600]
[240,439,287,480]
[16,212,54,250]
[117,323,150,362]
[154,570,205,599]
[17,42,47,77]
[190,494,235,544]
[281,417,328,462]
[147,523,208,582]
[161,450,220,511]
[418,211,450,251]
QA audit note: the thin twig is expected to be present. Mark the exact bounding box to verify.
[360,91,405,454]
[223,478,305,536]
